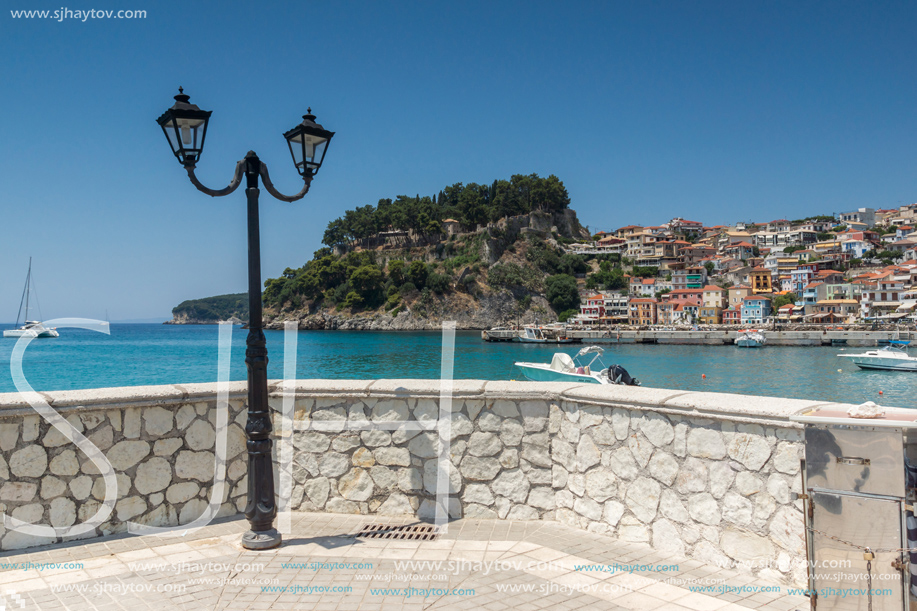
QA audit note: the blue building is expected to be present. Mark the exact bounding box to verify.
[741,296,773,325]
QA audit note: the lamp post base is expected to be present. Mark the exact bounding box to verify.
[241,528,282,550]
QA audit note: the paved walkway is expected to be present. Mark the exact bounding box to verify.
[0,513,806,611]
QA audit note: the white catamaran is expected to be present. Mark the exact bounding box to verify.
[4,258,59,338]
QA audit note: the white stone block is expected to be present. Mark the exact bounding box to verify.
[338,468,374,501]
[687,428,726,459]
[640,412,674,447]
[492,469,530,503]
[688,493,721,526]
[9,445,47,478]
[648,452,679,486]
[625,476,661,523]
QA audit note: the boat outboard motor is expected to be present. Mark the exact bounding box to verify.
[608,364,640,386]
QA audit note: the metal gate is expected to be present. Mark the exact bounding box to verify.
[792,412,917,611]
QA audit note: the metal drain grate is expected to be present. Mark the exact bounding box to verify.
[353,523,440,541]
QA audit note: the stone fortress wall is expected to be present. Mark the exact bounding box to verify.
[0,380,834,585]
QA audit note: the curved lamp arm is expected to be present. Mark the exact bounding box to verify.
[259,162,311,203]
[185,160,245,198]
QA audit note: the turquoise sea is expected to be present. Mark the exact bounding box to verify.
[0,324,912,408]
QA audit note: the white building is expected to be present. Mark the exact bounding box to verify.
[837,208,876,228]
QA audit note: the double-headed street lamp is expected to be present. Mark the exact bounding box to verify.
[157,88,334,550]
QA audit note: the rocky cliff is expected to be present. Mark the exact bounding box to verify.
[174,207,591,330]
[264,291,555,331]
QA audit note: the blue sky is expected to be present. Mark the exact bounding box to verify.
[2,1,915,319]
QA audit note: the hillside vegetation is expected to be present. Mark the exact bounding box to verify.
[169,293,248,324]
[258,173,592,330]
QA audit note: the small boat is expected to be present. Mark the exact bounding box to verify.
[518,326,549,343]
[735,330,766,347]
[839,345,917,371]
[4,258,58,339]
[515,346,640,385]
[517,324,578,344]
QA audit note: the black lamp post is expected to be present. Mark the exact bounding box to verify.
[157,88,334,550]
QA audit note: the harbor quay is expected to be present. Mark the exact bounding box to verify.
[484,327,908,346]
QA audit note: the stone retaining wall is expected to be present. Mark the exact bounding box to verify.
[0,381,850,584]
[0,384,250,552]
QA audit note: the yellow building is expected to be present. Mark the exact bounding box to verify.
[700,285,725,324]
[628,298,657,326]
[749,267,773,294]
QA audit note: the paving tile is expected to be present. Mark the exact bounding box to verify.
[676,592,733,611]
[0,513,810,611]
[615,591,673,610]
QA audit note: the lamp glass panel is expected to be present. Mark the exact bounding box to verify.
[289,137,304,167]
[306,139,328,169]
[163,120,181,155]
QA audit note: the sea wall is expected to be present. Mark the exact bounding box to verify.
[0,381,841,584]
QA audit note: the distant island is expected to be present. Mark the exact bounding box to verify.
[167,173,590,329]
[166,293,248,325]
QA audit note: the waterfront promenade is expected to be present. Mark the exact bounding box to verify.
[0,512,804,611]
[0,380,832,609]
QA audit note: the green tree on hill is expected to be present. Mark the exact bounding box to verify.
[320,173,571,247]
[586,262,626,291]
[388,260,405,285]
[406,261,429,288]
[772,293,798,309]
[545,274,580,313]
[349,265,384,307]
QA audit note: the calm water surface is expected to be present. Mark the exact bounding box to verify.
[0,324,911,409]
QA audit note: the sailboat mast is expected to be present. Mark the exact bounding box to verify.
[24,257,31,322]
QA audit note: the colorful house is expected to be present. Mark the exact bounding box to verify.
[700,285,725,324]
[658,299,701,325]
[722,308,741,324]
[628,298,658,326]
[813,299,859,322]
[741,296,773,325]
[629,277,657,297]
[672,267,707,291]
[579,294,607,321]
[788,268,814,295]
[727,285,752,308]
[749,267,773,294]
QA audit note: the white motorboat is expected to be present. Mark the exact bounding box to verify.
[735,330,766,347]
[838,345,917,372]
[4,258,59,339]
[515,346,640,385]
